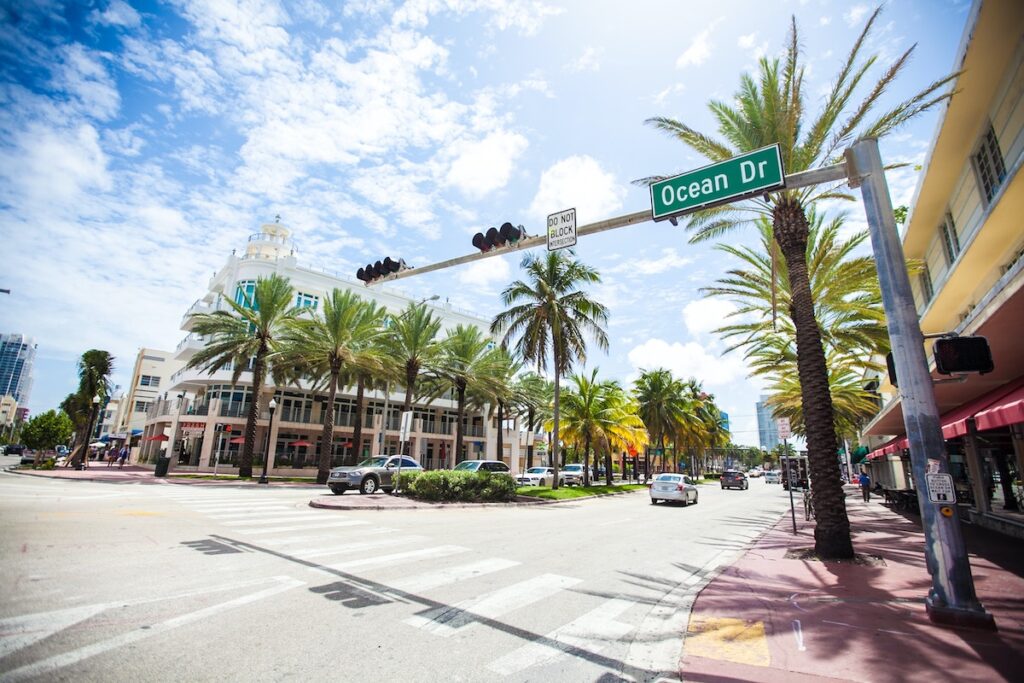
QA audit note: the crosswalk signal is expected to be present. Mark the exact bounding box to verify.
[934,336,994,375]
[471,222,526,253]
[356,257,409,284]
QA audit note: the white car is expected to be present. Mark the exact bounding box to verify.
[764,470,781,484]
[747,468,764,478]
[559,464,586,486]
[516,467,566,487]
[649,473,699,506]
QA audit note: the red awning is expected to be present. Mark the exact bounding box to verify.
[288,440,314,447]
[975,382,1024,432]
[941,375,1024,438]
[229,436,246,444]
[144,434,169,442]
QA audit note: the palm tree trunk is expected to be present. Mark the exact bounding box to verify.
[526,407,535,469]
[551,372,561,490]
[774,197,853,559]
[318,369,337,485]
[454,382,466,467]
[351,377,365,466]
[582,433,591,487]
[241,351,266,478]
[402,364,416,456]
[604,450,613,486]
[496,402,504,462]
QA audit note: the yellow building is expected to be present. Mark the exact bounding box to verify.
[862,0,1024,536]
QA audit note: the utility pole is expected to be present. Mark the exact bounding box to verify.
[849,138,994,629]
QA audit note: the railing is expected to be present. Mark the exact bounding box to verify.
[464,424,485,437]
[333,412,356,427]
[220,403,251,418]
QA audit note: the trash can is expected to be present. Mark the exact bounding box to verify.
[154,456,171,477]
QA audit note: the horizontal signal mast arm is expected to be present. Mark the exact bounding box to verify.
[369,162,847,285]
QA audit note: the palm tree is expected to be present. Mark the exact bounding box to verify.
[281,289,386,484]
[491,251,608,490]
[513,373,552,469]
[483,348,521,465]
[633,368,685,481]
[386,302,443,419]
[187,274,300,478]
[63,349,114,466]
[426,325,503,467]
[641,8,956,558]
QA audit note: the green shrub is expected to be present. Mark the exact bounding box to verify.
[39,458,55,470]
[703,472,722,480]
[397,470,517,503]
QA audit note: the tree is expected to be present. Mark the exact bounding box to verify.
[63,350,114,467]
[385,302,442,455]
[641,7,956,558]
[492,251,608,490]
[633,369,685,480]
[187,274,300,478]
[282,289,386,484]
[513,373,552,469]
[21,410,73,466]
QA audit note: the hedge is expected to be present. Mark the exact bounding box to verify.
[702,472,722,480]
[396,470,518,503]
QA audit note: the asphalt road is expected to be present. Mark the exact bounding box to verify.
[0,468,793,682]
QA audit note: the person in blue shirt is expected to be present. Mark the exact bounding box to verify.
[858,471,872,501]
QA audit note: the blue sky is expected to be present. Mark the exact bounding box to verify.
[1,0,970,445]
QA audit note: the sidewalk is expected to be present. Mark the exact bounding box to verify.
[8,465,321,488]
[680,487,1024,682]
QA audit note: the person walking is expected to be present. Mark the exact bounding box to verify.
[859,471,872,502]
[117,445,129,469]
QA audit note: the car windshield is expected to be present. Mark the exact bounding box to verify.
[564,464,583,470]
[656,474,681,482]
[526,467,548,474]
[356,457,389,468]
[453,462,478,471]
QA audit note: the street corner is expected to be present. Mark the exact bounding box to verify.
[684,616,771,668]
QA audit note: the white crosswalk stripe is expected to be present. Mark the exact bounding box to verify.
[487,598,635,675]
[327,545,468,572]
[389,558,521,594]
[404,573,581,637]
[203,509,297,518]
[219,513,328,526]
[243,519,369,535]
[288,535,427,558]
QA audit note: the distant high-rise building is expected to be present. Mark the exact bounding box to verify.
[756,395,780,451]
[0,333,37,405]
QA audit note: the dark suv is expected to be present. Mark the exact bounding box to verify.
[721,470,749,490]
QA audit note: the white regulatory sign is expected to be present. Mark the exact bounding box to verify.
[925,472,956,504]
[776,417,791,440]
[547,208,577,251]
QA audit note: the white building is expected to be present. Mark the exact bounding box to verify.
[140,221,537,475]
[112,348,184,446]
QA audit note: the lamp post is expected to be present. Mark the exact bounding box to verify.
[259,398,277,484]
[78,394,101,470]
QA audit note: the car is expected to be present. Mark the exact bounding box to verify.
[516,466,565,487]
[721,470,749,490]
[5,444,24,456]
[764,470,781,484]
[20,451,37,466]
[649,473,699,505]
[56,445,69,457]
[326,455,423,495]
[452,460,511,474]
[559,464,586,485]
[747,468,763,478]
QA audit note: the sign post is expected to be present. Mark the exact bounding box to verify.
[547,208,577,251]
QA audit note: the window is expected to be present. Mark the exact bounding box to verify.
[134,401,149,412]
[938,213,959,265]
[139,375,160,387]
[973,124,1006,204]
[918,265,934,305]
[234,280,256,308]
[142,355,165,362]
[295,292,319,309]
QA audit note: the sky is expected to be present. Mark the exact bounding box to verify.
[0,0,971,446]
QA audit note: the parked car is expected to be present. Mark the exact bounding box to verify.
[516,466,565,487]
[721,470,749,490]
[5,444,24,456]
[327,455,423,495]
[559,464,586,486]
[764,470,781,484]
[649,473,699,506]
[20,450,37,466]
[452,460,511,474]
[747,468,763,478]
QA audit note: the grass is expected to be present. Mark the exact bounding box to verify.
[168,473,318,483]
[515,484,648,500]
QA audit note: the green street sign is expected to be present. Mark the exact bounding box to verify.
[650,143,786,221]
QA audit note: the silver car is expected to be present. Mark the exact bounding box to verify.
[559,464,586,486]
[649,473,699,506]
[515,466,566,487]
[452,460,511,474]
[327,455,423,495]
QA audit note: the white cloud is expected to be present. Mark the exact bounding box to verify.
[528,155,626,226]
[91,0,142,28]
[844,5,870,27]
[456,254,512,287]
[444,130,529,198]
[737,32,757,49]
[653,83,685,105]
[606,248,692,276]
[676,21,722,68]
[627,338,748,388]
[566,46,601,73]
[682,299,737,335]
[819,16,832,26]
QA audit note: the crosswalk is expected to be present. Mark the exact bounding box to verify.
[153,487,731,680]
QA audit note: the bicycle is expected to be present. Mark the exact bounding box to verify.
[803,488,814,521]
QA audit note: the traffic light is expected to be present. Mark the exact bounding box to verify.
[356,257,409,283]
[934,336,994,375]
[471,222,525,253]
[215,424,233,433]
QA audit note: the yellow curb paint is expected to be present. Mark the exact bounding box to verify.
[685,617,770,667]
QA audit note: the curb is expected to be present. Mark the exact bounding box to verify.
[308,487,645,511]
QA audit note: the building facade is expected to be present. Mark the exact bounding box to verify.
[756,395,780,451]
[139,221,536,475]
[862,0,1024,537]
[0,333,37,406]
[112,348,183,445]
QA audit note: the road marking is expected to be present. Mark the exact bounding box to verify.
[488,598,635,675]
[0,604,110,659]
[290,535,428,558]
[261,527,395,547]
[404,573,581,637]
[195,505,295,514]
[684,617,771,666]
[390,558,521,593]
[241,519,369,535]
[328,545,468,572]
[219,513,328,526]
[792,619,806,651]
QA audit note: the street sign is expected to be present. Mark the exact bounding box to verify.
[925,473,956,504]
[547,208,577,251]
[776,417,791,440]
[399,410,413,441]
[650,143,785,221]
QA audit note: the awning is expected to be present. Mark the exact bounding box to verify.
[288,440,314,447]
[229,436,246,444]
[975,382,1024,432]
[144,434,169,442]
[131,429,143,436]
[867,436,907,460]
[942,375,1024,438]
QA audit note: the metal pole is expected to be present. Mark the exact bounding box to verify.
[849,138,993,629]
[379,382,391,455]
[259,403,276,485]
[784,448,797,535]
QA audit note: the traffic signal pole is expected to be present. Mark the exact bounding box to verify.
[848,138,994,629]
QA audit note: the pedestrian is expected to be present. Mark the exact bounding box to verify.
[118,445,129,469]
[106,448,117,467]
[859,470,871,502]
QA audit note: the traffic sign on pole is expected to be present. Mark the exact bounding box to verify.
[650,144,785,221]
[776,417,791,440]
[547,208,577,251]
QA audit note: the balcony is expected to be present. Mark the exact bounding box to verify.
[180,298,226,331]
[174,333,208,361]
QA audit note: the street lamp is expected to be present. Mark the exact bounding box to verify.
[78,394,101,470]
[259,398,278,484]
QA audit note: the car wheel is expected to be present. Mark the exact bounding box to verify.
[743,481,749,490]
[651,498,659,505]
[360,477,379,495]
[680,495,688,507]
[329,486,346,495]
[721,483,725,489]
[559,479,565,487]
[539,478,547,487]
[693,493,699,504]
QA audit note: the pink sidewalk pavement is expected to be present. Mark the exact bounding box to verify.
[680,487,1024,683]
